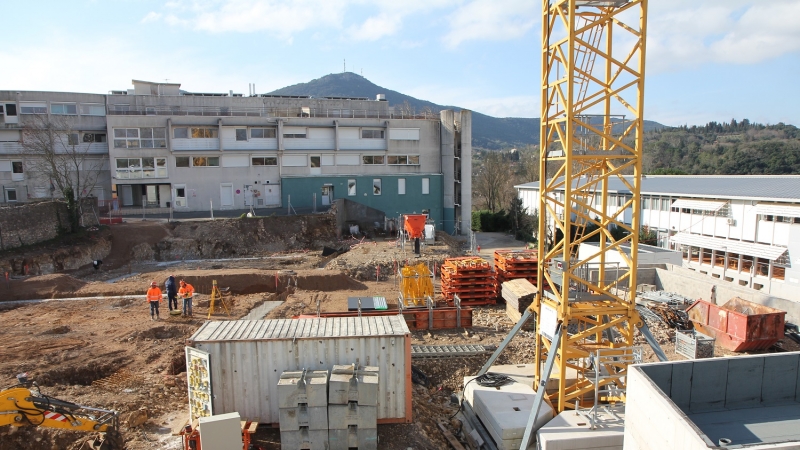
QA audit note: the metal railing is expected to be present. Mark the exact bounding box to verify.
[107,105,441,120]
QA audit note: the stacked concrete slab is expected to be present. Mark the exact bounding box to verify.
[328,365,379,450]
[463,374,554,450]
[278,370,330,450]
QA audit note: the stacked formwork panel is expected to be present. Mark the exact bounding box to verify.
[328,365,379,450]
[493,250,546,298]
[278,370,330,450]
[440,257,496,306]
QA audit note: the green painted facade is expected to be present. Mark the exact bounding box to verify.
[281,175,445,230]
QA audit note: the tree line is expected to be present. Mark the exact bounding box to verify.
[471,119,800,240]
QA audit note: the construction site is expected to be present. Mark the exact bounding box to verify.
[3,1,800,450]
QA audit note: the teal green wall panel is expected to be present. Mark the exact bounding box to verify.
[443,207,456,234]
[281,175,444,228]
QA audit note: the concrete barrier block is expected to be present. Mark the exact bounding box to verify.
[278,370,329,408]
[280,427,330,450]
[279,405,329,431]
[329,365,379,406]
[328,426,378,450]
[327,403,377,430]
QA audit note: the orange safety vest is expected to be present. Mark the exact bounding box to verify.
[179,284,195,298]
[147,287,162,302]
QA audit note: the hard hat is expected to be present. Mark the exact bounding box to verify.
[180,280,186,285]
[150,281,157,287]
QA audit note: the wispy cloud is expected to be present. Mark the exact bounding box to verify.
[648,0,800,72]
[442,0,537,48]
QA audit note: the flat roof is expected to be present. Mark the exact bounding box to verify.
[636,352,800,447]
[515,175,800,202]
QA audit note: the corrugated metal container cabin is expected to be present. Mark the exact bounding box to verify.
[187,316,412,424]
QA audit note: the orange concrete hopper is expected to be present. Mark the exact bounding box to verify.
[404,214,427,239]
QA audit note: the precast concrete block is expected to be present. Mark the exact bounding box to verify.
[278,370,329,408]
[328,426,378,450]
[279,405,329,431]
[472,384,554,450]
[329,365,378,406]
[327,403,377,430]
[280,427,330,450]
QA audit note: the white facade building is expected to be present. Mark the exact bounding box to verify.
[517,175,800,301]
[1,80,472,234]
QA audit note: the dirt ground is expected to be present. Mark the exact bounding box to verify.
[0,221,795,450]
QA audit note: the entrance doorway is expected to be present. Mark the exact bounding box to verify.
[321,185,334,206]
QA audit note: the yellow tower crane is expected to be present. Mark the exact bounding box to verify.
[478,2,665,447]
[534,0,650,414]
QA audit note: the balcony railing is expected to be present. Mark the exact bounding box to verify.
[107,105,440,120]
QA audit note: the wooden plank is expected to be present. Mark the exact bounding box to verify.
[437,420,467,450]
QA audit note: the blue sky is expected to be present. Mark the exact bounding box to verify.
[2,0,798,127]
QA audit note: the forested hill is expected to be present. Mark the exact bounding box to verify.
[268,72,664,150]
[644,120,800,175]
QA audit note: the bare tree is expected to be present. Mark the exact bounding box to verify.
[19,114,104,231]
[518,145,540,182]
[473,151,513,212]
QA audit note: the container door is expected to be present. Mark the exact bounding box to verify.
[185,346,213,422]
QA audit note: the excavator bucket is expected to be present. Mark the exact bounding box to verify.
[80,430,123,450]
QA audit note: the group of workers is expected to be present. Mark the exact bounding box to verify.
[145,275,195,321]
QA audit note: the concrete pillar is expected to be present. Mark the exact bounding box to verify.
[440,110,455,234]
[460,110,473,236]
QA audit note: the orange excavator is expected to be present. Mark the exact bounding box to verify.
[0,373,122,449]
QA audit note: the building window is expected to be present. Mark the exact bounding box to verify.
[191,128,218,138]
[82,133,107,143]
[362,155,384,165]
[115,157,167,179]
[68,133,80,145]
[12,161,23,175]
[422,178,430,195]
[398,178,406,195]
[4,104,17,116]
[20,103,47,114]
[251,157,277,166]
[373,179,382,195]
[235,129,247,141]
[361,129,384,139]
[250,128,276,139]
[173,127,189,139]
[5,188,17,202]
[192,157,219,167]
[141,128,167,148]
[310,156,321,168]
[348,179,356,196]
[661,197,670,211]
[80,103,105,116]
[114,104,130,113]
[175,156,190,168]
[51,103,77,115]
[114,128,166,148]
[387,155,420,165]
[283,133,307,138]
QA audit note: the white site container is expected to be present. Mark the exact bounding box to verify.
[187,316,412,424]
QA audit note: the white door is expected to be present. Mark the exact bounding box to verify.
[321,186,330,206]
[220,183,234,208]
[244,185,254,207]
[120,185,133,206]
[262,184,280,207]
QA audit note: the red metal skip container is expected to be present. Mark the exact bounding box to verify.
[686,297,786,352]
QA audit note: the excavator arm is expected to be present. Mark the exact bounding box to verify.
[1,375,122,449]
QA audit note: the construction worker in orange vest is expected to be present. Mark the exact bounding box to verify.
[179,280,195,317]
[146,281,163,321]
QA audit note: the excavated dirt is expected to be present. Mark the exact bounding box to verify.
[3,220,791,450]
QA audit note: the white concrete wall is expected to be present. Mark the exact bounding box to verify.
[624,367,710,450]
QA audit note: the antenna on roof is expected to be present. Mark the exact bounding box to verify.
[343,59,346,73]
